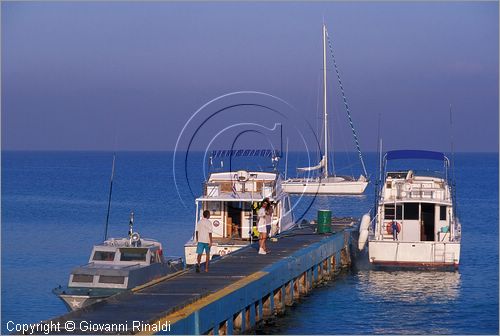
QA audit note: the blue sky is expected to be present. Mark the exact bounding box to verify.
[2,1,498,152]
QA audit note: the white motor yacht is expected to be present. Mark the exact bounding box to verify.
[184,150,295,265]
[359,150,461,269]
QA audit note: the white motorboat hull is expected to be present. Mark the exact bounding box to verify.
[282,179,368,195]
[368,240,460,269]
[185,243,248,265]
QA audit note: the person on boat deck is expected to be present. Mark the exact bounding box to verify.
[258,198,271,255]
[195,210,213,272]
[391,220,399,241]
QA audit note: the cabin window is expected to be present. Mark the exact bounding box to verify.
[404,203,419,220]
[92,251,115,261]
[384,204,402,220]
[440,206,447,220]
[386,181,392,189]
[204,201,221,216]
[72,274,94,283]
[241,202,251,212]
[99,275,125,284]
[119,248,148,261]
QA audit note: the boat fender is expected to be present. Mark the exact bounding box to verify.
[359,213,371,232]
[358,230,369,251]
[358,213,370,251]
[386,221,401,234]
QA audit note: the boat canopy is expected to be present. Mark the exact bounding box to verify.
[385,150,446,161]
[211,149,281,158]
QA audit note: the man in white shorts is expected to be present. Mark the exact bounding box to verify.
[196,210,213,272]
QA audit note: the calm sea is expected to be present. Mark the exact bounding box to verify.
[1,151,498,334]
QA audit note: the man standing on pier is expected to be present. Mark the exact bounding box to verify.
[196,210,213,272]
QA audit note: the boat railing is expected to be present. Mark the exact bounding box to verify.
[382,181,452,203]
[202,180,276,198]
[122,263,141,268]
[368,213,378,237]
[433,244,457,263]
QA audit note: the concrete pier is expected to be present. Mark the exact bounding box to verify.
[41,224,355,335]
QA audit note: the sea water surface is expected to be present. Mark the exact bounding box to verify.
[2,151,498,334]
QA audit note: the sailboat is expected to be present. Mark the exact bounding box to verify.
[282,23,368,195]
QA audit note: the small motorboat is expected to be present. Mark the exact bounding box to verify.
[53,212,183,311]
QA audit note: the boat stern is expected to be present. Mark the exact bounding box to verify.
[368,240,460,270]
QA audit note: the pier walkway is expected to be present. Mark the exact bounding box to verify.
[44,223,355,335]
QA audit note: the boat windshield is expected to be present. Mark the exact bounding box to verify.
[387,170,444,179]
[119,248,148,262]
[92,251,116,261]
[411,169,445,178]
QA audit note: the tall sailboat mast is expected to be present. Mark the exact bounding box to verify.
[322,23,329,179]
[281,22,368,195]
[282,21,368,195]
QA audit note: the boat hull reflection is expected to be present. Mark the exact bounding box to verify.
[357,270,461,303]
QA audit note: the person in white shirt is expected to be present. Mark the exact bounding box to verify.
[195,210,213,272]
[257,198,271,255]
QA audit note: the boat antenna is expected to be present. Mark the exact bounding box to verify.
[449,104,457,217]
[104,153,116,241]
[377,113,382,185]
[374,114,382,218]
[128,211,134,238]
[449,104,456,181]
[284,137,289,180]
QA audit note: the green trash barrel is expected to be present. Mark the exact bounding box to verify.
[317,210,332,234]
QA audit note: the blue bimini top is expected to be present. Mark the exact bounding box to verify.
[385,150,446,161]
